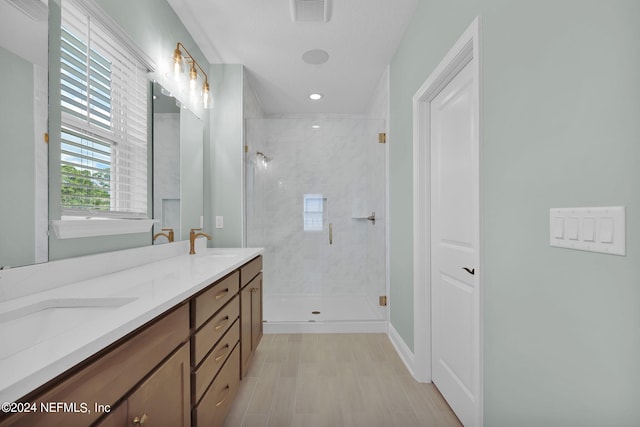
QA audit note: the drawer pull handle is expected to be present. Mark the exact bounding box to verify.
[214,344,230,362]
[133,413,148,424]
[215,289,229,300]
[214,317,229,331]
[216,385,230,407]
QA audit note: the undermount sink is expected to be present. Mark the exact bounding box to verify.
[0,297,137,360]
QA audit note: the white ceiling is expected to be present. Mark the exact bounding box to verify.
[0,1,48,67]
[166,0,418,114]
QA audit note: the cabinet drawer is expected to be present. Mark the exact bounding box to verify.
[193,344,240,427]
[193,320,239,403]
[240,255,262,288]
[193,271,239,329]
[193,295,239,365]
[0,304,189,427]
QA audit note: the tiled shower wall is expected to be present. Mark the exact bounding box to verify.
[246,116,386,320]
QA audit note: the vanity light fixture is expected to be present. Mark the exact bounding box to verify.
[171,42,212,109]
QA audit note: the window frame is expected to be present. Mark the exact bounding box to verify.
[59,0,151,220]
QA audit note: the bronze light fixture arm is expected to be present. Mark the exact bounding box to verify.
[174,42,209,87]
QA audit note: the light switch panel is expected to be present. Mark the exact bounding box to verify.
[552,217,565,239]
[550,207,625,256]
[215,216,224,229]
[598,218,614,243]
[566,217,579,240]
[581,217,595,242]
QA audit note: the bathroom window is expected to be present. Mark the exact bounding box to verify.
[303,194,324,231]
[60,0,149,217]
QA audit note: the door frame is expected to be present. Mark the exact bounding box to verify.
[412,16,483,426]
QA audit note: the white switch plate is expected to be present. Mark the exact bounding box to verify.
[215,216,224,229]
[549,207,625,256]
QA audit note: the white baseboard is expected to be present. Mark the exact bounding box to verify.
[388,323,417,379]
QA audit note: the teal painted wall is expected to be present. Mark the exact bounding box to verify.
[0,47,35,268]
[389,0,640,425]
[49,0,207,260]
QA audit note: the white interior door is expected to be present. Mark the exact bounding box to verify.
[430,60,479,426]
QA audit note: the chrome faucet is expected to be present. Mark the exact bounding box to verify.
[153,228,174,243]
[189,228,211,254]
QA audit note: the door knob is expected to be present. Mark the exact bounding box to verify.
[462,267,475,275]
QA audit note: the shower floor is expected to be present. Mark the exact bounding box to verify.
[263,294,387,334]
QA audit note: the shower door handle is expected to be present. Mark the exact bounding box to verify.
[329,223,333,245]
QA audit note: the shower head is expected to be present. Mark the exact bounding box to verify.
[256,151,272,163]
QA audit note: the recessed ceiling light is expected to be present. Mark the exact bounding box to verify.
[312,124,321,129]
[309,93,322,101]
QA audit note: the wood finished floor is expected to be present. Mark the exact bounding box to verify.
[222,334,462,427]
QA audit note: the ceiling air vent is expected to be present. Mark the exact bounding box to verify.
[5,0,48,22]
[290,0,331,23]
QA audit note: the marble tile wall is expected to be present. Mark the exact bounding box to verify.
[246,117,386,319]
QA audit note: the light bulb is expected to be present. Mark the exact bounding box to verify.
[173,47,183,78]
[202,81,212,109]
[189,64,198,93]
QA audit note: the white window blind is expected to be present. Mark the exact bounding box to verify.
[60,0,148,217]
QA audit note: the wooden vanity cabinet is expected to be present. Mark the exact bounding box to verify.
[0,304,190,427]
[0,255,263,427]
[240,256,263,377]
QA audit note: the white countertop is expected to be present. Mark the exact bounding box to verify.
[0,247,263,403]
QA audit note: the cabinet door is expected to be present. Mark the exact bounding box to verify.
[127,344,190,427]
[240,284,252,377]
[251,273,263,352]
[93,403,127,427]
[240,273,263,377]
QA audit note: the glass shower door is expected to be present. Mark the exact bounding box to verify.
[245,117,386,324]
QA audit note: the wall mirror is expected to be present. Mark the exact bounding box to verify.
[0,0,48,269]
[152,82,204,244]
[0,1,205,269]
